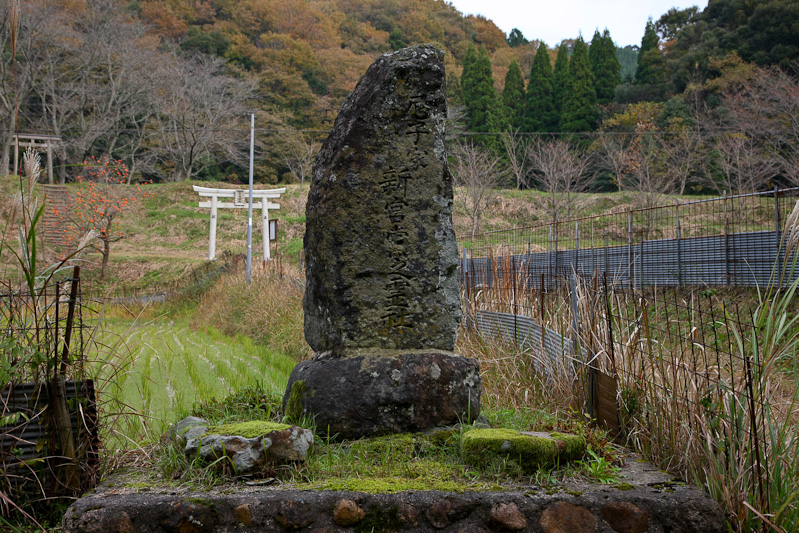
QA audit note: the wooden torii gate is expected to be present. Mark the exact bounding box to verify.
[193,185,286,261]
[13,133,63,184]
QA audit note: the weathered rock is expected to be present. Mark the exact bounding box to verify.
[266,425,315,461]
[333,499,365,526]
[396,502,419,527]
[425,499,452,529]
[284,352,480,439]
[461,429,585,473]
[601,501,649,533]
[488,502,527,531]
[186,434,267,474]
[302,44,460,356]
[539,502,597,533]
[161,501,219,533]
[66,509,135,533]
[233,504,253,527]
[171,416,209,445]
[184,421,314,475]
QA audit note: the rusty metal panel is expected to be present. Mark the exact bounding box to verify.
[0,380,99,495]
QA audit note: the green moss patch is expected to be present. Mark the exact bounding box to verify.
[312,476,465,494]
[461,428,585,474]
[205,421,292,438]
[285,380,307,422]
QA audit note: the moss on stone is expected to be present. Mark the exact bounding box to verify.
[315,476,465,494]
[461,428,585,473]
[285,380,307,422]
[614,483,635,490]
[549,432,587,461]
[205,421,291,439]
[351,433,420,457]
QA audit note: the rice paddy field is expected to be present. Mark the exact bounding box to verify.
[90,317,297,448]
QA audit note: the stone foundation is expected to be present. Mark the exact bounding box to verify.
[63,458,725,532]
[283,352,481,439]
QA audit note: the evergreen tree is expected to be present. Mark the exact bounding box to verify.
[589,29,621,104]
[506,28,528,48]
[460,45,495,132]
[552,43,570,125]
[485,93,509,152]
[523,42,557,132]
[502,59,526,129]
[446,71,464,110]
[560,37,598,132]
[635,18,665,85]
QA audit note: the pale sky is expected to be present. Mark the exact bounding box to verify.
[446,0,709,48]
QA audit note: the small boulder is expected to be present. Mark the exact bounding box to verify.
[185,434,267,474]
[184,420,314,475]
[461,429,585,473]
[171,416,209,445]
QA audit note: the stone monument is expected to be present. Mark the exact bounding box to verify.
[282,45,481,439]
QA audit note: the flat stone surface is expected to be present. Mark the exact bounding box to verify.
[283,352,481,439]
[303,44,460,357]
[63,455,725,533]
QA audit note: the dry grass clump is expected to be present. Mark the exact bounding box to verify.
[456,326,578,417]
[191,260,310,362]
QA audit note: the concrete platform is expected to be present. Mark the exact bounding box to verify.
[63,455,725,532]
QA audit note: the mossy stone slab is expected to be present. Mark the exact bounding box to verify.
[461,428,585,473]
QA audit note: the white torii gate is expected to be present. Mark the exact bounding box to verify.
[193,185,286,261]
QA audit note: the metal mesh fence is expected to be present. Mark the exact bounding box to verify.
[458,189,799,517]
[460,187,799,290]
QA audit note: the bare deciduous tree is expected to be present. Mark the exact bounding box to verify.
[450,141,505,237]
[624,123,671,211]
[707,132,780,195]
[500,129,531,190]
[281,132,318,215]
[658,126,705,195]
[720,66,799,188]
[527,137,593,218]
[150,53,255,181]
[596,135,629,192]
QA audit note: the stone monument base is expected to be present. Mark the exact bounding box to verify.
[282,352,481,440]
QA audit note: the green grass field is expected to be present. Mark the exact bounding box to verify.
[91,317,296,448]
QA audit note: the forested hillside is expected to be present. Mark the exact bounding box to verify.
[2,0,799,194]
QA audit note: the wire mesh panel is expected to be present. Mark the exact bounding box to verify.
[459,188,799,290]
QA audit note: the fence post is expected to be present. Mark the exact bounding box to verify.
[548,218,554,284]
[540,273,545,323]
[628,211,633,289]
[570,273,592,417]
[604,233,609,280]
[575,221,580,279]
[462,248,470,304]
[675,200,682,288]
[639,231,645,292]
[511,254,518,348]
[724,191,730,286]
[554,210,559,281]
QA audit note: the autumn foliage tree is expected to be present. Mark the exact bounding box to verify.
[67,157,152,278]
